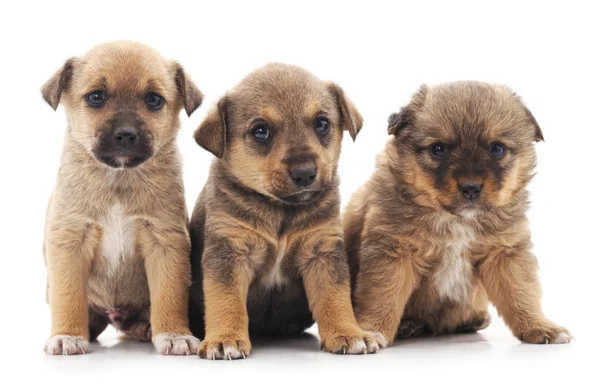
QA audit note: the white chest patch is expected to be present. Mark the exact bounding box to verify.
[100,204,136,274]
[262,237,288,289]
[431,216,476,303]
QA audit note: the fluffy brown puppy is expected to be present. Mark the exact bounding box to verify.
[189,63,383,359]
[41,41,203,355]
[344,81,572,347]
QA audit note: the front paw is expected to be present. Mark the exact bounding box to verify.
[198,335,251,360]
[518,321,573,344]
[153,333,200,355]
[44,335,89,355]
[321,328,384,354]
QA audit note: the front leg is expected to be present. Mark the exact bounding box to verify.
[299,233,384,354]
[137,220,199,355]
[352,233,422,347]
[198,232,256,360]
[479,242,572,344]
[44,222,101,355]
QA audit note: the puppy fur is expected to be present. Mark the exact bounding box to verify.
[41,41,203,355]
[189,63,384,359]
[344,82,572,346]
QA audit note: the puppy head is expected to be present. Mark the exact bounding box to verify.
[388,81,543,216]
[42,41,203,168]
[195,63,362,205]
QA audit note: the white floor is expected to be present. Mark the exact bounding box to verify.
[13,316,592,389]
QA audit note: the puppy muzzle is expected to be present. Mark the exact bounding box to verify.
[93,127,154,168]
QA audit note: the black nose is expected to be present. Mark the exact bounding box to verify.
[290,166,317,187]
[460,183,482,200]
[114,128,137,148]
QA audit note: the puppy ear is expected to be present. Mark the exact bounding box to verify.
[174,63,204,117]
[524,107,544,142]
[513,92,544,142]
[388,85,428,135]
[328,83,363,141]
[194,96,227,158]
[41,58,77,110]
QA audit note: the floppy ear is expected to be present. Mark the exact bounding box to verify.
[388,85,428,135]
[328,83,363,141]
[174,63,204,117]
[41,58,77,110]
[194,96,227,158]
[524,107,544,142]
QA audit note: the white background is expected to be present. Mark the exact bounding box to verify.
[1,0,598,387]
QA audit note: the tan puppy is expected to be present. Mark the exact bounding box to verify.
[189,63,383,359]
[41,41,203,355]
[344,82,572,346]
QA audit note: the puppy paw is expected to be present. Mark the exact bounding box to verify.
[397,319,427,339]
[455,311,491,334]
[321,328,384,354]
[518,322,573,344]
[153,333,200,355]
[364,331,388,350]
[121,321,152,342]
[44,335,89,355]
[198,335,251,360]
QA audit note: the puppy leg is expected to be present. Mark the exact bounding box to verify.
[198,238,253,360]
[353,238,422,346]
[44,223,101,355]
[300,236,383,354]
[479,247,572,344]
[137,221,199,355]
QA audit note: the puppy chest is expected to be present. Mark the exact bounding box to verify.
[431,222,476,303]
[260,237,291,289]
[99,204,137,274]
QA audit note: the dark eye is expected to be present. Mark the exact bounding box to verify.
[86,90,106,108]
[490,142,506,158]
[315,117,330,134]
[429,142,447,158]
[252,125,270,142]
[145,92,164,110]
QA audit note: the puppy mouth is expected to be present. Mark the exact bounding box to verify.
[94,150,153,169]
[278,189,322,205]
[442,201,492,217]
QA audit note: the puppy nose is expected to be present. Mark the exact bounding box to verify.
[290,166,317,187]
[114,128,137,148]
[460,183,482,200]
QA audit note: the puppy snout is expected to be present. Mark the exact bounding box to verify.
[114,128,137,148]
[459,183,482,200]
[290,165,317,187]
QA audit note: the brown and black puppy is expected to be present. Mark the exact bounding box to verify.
[344,82,572,347]
[189,63,383,359]
[42,41,203,355]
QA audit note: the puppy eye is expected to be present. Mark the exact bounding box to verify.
[145,92,164,110]
[252,125,270,142]
[86,90,106,108]
[490,142,507,158]
[315,117,330,134]
[429,142,447,159]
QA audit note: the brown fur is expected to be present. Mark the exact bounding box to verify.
[344,82,572,346]
[42,41,203,355]
[189,63,383,359]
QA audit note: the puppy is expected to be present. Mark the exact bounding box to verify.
[189,63,383,359]
[344,82,572,346]
[41,41,203,355]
